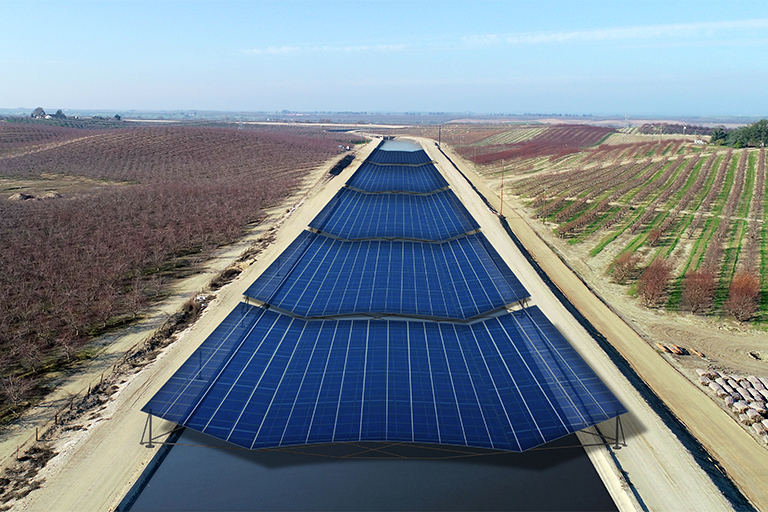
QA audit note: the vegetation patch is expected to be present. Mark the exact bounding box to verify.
[0,124,362,412]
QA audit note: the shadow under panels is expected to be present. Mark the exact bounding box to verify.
[142,303,624,452]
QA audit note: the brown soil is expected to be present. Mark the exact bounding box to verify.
[1,174,126,201]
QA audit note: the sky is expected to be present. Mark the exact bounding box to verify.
[2,0,768,116]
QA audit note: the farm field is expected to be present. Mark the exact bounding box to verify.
[413,123,767,389]
[0,121,363,420]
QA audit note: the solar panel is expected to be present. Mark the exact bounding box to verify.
[309,188,479,241]
[143,304,626,452]
[367,149,433,165]
[144,138,626,453]
[347,162,448,194]
[243,231,529,320]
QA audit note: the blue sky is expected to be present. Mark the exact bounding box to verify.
[2,0,767,116]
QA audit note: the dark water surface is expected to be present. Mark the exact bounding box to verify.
[127,429,616,511]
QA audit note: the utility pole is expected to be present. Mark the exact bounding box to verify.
[622,114,629,143]
[438,125,442,147]
[500,159,504,216]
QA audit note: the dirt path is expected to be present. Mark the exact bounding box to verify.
[421,139,767,510]
[6,142,378,511]
[0,132,110,161]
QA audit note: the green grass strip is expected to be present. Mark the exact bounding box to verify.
[670,157,704,205]
[662,213,694,259]
[570,207,621,244]
[624,210,669,254]
[680,153,736,274]
[589,209,643,257]
[586,159,675,256]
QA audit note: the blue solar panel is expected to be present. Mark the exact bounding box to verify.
[347,162,448,193]
[309,188,479,241]
[244,231,529,320]
[143,304,626,452]
[144,138,627,453]
[367,149,433,165]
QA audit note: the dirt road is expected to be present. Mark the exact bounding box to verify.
[420,138,766,510]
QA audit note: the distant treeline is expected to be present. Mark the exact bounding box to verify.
[637,123,713,136]
[711,119,768,148]
[3,115,126,130]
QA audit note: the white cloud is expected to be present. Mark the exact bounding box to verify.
[243,46,301,55]
[462,34,501,49]
[242,19,768,58]
[503,19,768,45]
[244,43,407,55]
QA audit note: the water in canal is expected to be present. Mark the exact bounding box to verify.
[126,428,616,511]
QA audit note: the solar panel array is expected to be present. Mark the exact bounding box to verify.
[347,162,448,193]
[309,188,478,241]
[367,149,433,165]
[244,231,527,320]
[145,303,624,451]
[144,143,626,452]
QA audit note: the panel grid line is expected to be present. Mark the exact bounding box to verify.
[250,320,308,448]
[495,317,570,434]
[407,322,414,443]
[279,323,322,446]
[305,321,338,444]
[358,322,370,441]
[481,319,546,445]
[520,308,609,421]
[423,323,442,444]
[331,323,353,443]
[160,306,259,421]
[469,326,523,451]
[218,317,294,441]
[452,324,494,449]
[438,326,468,446]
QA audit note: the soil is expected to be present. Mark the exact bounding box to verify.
[1,174,127,201]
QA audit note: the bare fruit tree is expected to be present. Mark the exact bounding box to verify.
[638,258,672,307]
[681,270,716,314]
[612,251,640,284]
[724,272,761,322]
[1,375,33,413]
